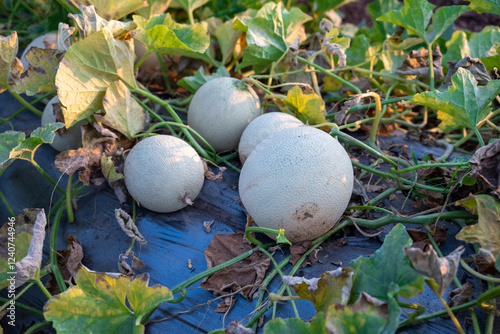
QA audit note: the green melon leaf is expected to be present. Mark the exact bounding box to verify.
[69,5,137,39]
[466,0,500,15]
[170,0,210,13]
[136,0,172,19]
[99,80,148,138]
[366,0,402,43]
[410,67,500,132]
[215,18,244,65]
[284,86,326,125]
[264,313,327,334]
[0,32,18,93]
[349,224,426,303]
[56,28,137,128]
[315,0,357,11]
[133,13,210,56]
[325,28,350,51]
[481,55,500,71]
[443,31,470,69]
[456,195,500,257]
[425,5,469,44]
[11,48,64,96]
[234,2,311,73]
[284,268,353,313]
[468,26,500,58]
[0,131,25,170]
[70,0,148,20]
[44,266,173,334]
[177,66,229,93]
[0,209,47,290]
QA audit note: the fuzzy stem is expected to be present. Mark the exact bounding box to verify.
[10,91,43,116]
[427,43,435,91]
[390,162,470,175]
[35,276,52,299]
[474,128,485,146]
[66,172,74,223]
[460,259,500,283]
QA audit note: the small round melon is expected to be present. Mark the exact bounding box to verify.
[239,126,354,243]
[41,96,83,152]
[188,77,261,153]
[124,135,205,213]
[238,112,303,164]
[21,32,58,70]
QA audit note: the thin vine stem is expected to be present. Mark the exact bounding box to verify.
[0,189,15,216]
[10,91,43,116]
[66,172,74,223]
[49,206,67,293]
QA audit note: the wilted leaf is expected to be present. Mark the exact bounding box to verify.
[448,282,473,307]
[441,56,491,90]
[226,320,256,334]
[98,80,148,138]
[396,46,443,79]
[56,28,137,128]
[0,32,18,93]
[404,245,464,296]
[10,48,64,95]
[101,155,124,185]
[57,23,76,51]
[178,66,230,93]
[407,227,446,250]
[133,14,210,56]
[469,140,500,198]
[466,0,500,15]
[349,224,426,303]
[214,296,236,313]
[410,67,500,132]
[44,265,173,333]
[284,268,353,313]
[46,235,84,294]
[0,209,46,289]
[234,2,311,73]
[326,292,399,334]
[68,5,138,38]
[284,86,327,125]
[115,208,147,245]
[456,195,500,257]
[201,233,270,301]
[473,248,498,275]
[290,241,322,268]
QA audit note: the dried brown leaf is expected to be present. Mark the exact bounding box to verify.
[441,56,491,90]
[469,140,500,198]
[225,321,256,334]
[214,296,236,313]
[473,248,498,275]
[204,220,214,233]
[404,245,465,296]
[205,165,227,182]
[115,208,147,245]
[396,45,444,79]
[201,233,270,301]
[290,241,322,268]
[407,227,446,250]
[45,235,84,294]
[118,258,134,277]
[448,282,473,308]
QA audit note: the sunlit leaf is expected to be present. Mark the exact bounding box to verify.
[11,48,64,96]
[56,28,137,128]
[0,32,18,93]
[410,67,500,131]
[215,18,244,65]
[481,54,500,71]
[136,0,172,19]
[468,26,500,58]
[443,31,470,69]
[349,224,426,303]
[0,209,47,289]
[264,313,327,334]
[69,0,148,20]
[69,5,137,39]
[177,66,229,93]
[284,268,353,313]
[170,0,210,13]
[44,266,173,333]
[466,0,500,15]
[99,80,148,138]
[456,195,500,257]
[133,13,210,57]
[425,6,469,44]
[284,86,326,125]
[404,245,465,296]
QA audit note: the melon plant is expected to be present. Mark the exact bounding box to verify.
[124,135,205,213]
[238,112,303,164]
[20,31,57,70]
[41,95,83,152]
[188,77,261,153]
[239,126,354,243]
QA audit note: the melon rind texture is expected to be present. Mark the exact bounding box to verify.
[188,77,261,153]
[238,112,303,165]
[41,96,83,152]
[124,135,205,213]
[239,126,354,243]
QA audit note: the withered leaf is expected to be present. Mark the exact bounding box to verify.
[55,148,91,175]
[204,165,227,182]
[441,56,491,90]
[46,235,84,294]
[201,233,270,301]
[448,282,473,308]
[118,258,134,277]
[225,321,255,334]
[396,45,444,79]
[115,208,147,245]
[284,268,353,313]
[214,296,236,313]
[469,140,500,198]
[407,227,446,250]
[404,245,465,296]
[473,248,498,275]
[290,241,322,268]
[204,220,214,233]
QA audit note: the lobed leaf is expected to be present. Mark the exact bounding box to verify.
[56,28,137,128]
[69,0,147,20]
[264,313,327,334]
[284,86,327,125]
[177,66,229,93]
[468,26,500,59]
[425,6,469,44]
[44,265,172,334]
[466,0,500,15]
[0,32,18,93]
[410,67,500,131]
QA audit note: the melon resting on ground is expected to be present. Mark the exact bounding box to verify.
[239,126,354,243]
[124,135,205,213]
[188,77,261,153]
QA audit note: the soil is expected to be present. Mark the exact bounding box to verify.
[339,0,500,32]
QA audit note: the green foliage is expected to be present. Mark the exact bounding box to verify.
[177,66,230,93]
[264,313,328,334]
[466,0,500,15]
[70,0,148,20]
[0,32,18,93]
[410,67,500,132]
[44,266,173,334]
[283,86,327,125]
